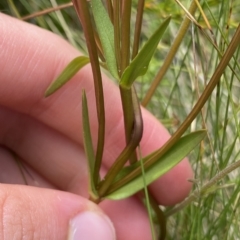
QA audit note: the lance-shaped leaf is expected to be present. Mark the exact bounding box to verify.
[45,56,89,97]
[91,0,119,80]
[105,130,206,200]
[120,17,171,89]
[82,90,98,200]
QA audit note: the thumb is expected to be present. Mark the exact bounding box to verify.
[0,184,116,240]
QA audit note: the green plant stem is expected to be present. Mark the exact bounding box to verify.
[132,0,145,59]
[110,24,240,191]
[93,29,105,62]
[21,2,73,21]
[120,0,132,74]
[142,0,198,106]
[120,86,138,164]
[149,195,166,240]
[72,0,105,186]
[106,0,113,23]
[98,88,143,197]
[113,0,121,73]
[138,146,157,240]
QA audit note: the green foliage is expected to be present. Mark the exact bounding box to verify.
[45,56,89,97]
[120,17,171,89]
[82,90,98,200]
[106,130,206,200]
[91,0,119,80]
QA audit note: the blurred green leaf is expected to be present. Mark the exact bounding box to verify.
[7,0,21,18]
[113,163,139,183]
[45,56,89,97]
[91,0,119,80]
[120,16,171,89]
[82,90,98,200]
[105,130,206,200]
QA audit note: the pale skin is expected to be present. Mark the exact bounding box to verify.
[0,13,193,240]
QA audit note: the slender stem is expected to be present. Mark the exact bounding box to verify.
[108,24,240,192]
[166,159,240,217]
[149,195,166,240]
[113,0,121,73]
[142,0,198,106]
[21,2,73,21]
[93,29,105,62]
[72,0,105,186]
[120,87,139,164]
[132,0,145,59]
[106,0,113,23]
[137,189,166,240]
[138,147,157,240]
[98,88,143,197]
[120,0,132,74]
[119,0,122,14]
[118,0,138,164]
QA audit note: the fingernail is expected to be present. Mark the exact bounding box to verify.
[68,211,116,240]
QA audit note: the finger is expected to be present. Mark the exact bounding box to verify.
[0,14,192,204]
[100,199,154,240]
[0,106,88,196]
[0,108,176,238]
[0,184,116,240]
[0,145,55,189]
[0,104,192,205]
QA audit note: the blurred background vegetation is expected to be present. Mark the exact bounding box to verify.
[1,1,240,239]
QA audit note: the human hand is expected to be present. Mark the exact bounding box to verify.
[0,13,193,240]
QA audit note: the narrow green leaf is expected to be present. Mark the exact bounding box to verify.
[8,0,21,18]
[82,90,98,200]
[105,130,206,200]
[138,146,156,240]
[120,17,171,89]
[45,56,89,97]
[91,0,119,80]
